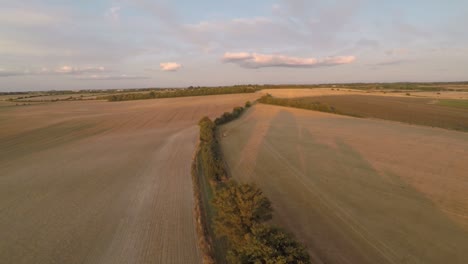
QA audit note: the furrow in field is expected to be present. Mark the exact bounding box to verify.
[220,104,468,264]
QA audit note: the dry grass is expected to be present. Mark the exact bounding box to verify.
[0,93,259,264]
[219,104,468,264]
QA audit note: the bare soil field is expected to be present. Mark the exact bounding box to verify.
[219,104,468,264]
[283,95,468,131]
[261,88,468,99]
[0,93,259,264]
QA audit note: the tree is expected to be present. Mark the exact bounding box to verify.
[198,116,215,142]
[232,224,311,264]
[213,181,272,247]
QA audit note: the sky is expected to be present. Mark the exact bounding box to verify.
[1,0,467,91]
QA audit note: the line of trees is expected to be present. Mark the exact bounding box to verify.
[196,103,311,263]
[214,101,251,126]
[101,87,257,102]
[258,94,338,114]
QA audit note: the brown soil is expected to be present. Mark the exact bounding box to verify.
[0,93,259,264]
[219,104,468,264]
[305,95,468,131]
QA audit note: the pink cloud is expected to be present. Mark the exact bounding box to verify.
[223,52,355,69]
[160,62,182,71]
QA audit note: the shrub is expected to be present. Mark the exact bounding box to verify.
[198,117,225,181]
[215,107,245,125]
[213,181,310,264]
[213,181,272,246]
[197,108,311,264]
[233,224,311,264]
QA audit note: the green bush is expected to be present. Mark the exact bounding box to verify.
[198,117,225,181]
[197,107,311,264]
[213,181,310,264]
[234,224,311,264]
[215,106,245,125]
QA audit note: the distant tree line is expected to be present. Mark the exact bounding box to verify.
[100,87,257,102]
[258,94,338,114]
[196,102,311,263]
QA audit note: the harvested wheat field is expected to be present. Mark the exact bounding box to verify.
[261,88,468,99]
[0,93,258,264]
[219,104,468,264]
[267,94,468,131]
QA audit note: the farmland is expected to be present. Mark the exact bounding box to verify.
[219,103,468,264]
[259,94,468,131]
[0,93,259,264]
[1,86,468,264]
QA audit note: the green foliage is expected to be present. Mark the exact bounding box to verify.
[213,181,272,246]
[197,108,311,264]
[215,106,245,125]
[198,116,225,181]
[199,116,216,142]
[213,181,310,264]
[437,99,468,109]
[104,86,257,101]
[245,101,252,108]
[232,224,311,264]
[258,94,337,114]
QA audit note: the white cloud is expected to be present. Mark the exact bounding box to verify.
[0,66,107,77]
[160,62,182,71]
[76,74,150,80]
[54,66,106,75]
[106,6,121,21]
[222,52,252,61]
[223,52,356,69]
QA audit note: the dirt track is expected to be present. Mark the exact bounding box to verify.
[220,104,468,264]
[0,93,258,264]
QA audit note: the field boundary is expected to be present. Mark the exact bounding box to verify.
[191,143,216,264]
[193,102,311,263]
[258,94,468,132]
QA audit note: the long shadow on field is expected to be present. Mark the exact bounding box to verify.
[252,110,468,264]
[0,121,106,163]
[219,108,261,180]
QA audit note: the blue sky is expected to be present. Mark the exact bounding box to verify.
[1,0,467,91]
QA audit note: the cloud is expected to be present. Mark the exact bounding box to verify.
[374,59,409,66]
[0,8,56,26]
[0,66,107,77]
[385,48,409,56]
[76,74,150,80]
[53,66,106,75]
[160,62,182,71]
[223,52,355,69]
[106,6,121,21]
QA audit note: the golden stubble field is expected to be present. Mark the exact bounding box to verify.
[219,104,468,264]
[261,88,468,99]
[0,93,259,264]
